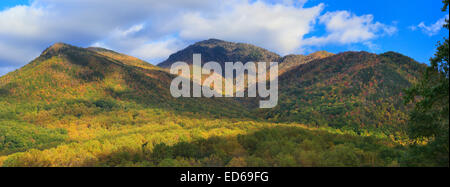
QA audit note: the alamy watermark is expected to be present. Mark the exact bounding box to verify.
[170,54,278,108]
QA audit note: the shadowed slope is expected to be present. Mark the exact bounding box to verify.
[158,39,281,69]
[261,51,425,132]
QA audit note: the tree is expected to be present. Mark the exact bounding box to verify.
[404,0,449,166]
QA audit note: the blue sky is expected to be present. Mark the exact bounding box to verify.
[0,0,29,9]
[302,0,449,63]
[0,0,448,76]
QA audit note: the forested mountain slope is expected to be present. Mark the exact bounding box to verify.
[0,43,250,117]
[279,51,334,75]
[0,41,429,166]
[261,51,425,133]
[0,42,252,156]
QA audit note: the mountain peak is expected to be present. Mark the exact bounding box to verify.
[196,38,226,44]
[307,51,334,58]
[46,42,74,51]
[157,39,281,68]
[41,42,80,57]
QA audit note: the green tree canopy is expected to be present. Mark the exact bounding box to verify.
[404,0,449,166]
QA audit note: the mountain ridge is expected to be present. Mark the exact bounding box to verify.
[0,42,252,119]
[1,41,425,123]
[157,38,282,68]
[0,39,431,167]
[261,50,425,130]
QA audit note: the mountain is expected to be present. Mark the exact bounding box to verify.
[261,51,425,132]
[279,51,334,74]
[157,39,281,68]
[158,39,333,75]
[0,43,252,121]
[156,39,333,96]
[1,43,170,102]
[156,39,424,132]
[0,40,431,167]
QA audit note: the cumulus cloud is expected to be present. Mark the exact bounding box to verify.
[129,39,185,61]
[261,0,308,7]
[410,15,449,36]
[171,0,323,55]
[0,0,396,75]
[303,11,397,48]
[0,40,42,66]
[0,0,217,66]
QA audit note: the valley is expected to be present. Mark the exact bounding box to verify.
[0,39,440,166]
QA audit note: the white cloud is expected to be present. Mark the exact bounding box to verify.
[0,5,48,39]
[303,11,397,47]
[0,0,218,67]
[363,41,381,52]
[410,15,449,36]
[89,24,185,61]
[118,24,144,37]
[0,40,42,66]
[171,0,323,55]
[0,0,396,75]
[129,39,185,61]
[261,0,308,7]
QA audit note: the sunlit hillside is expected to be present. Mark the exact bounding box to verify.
[0,41,441,167]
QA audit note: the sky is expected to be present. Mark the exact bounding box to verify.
[0,0,448,76]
